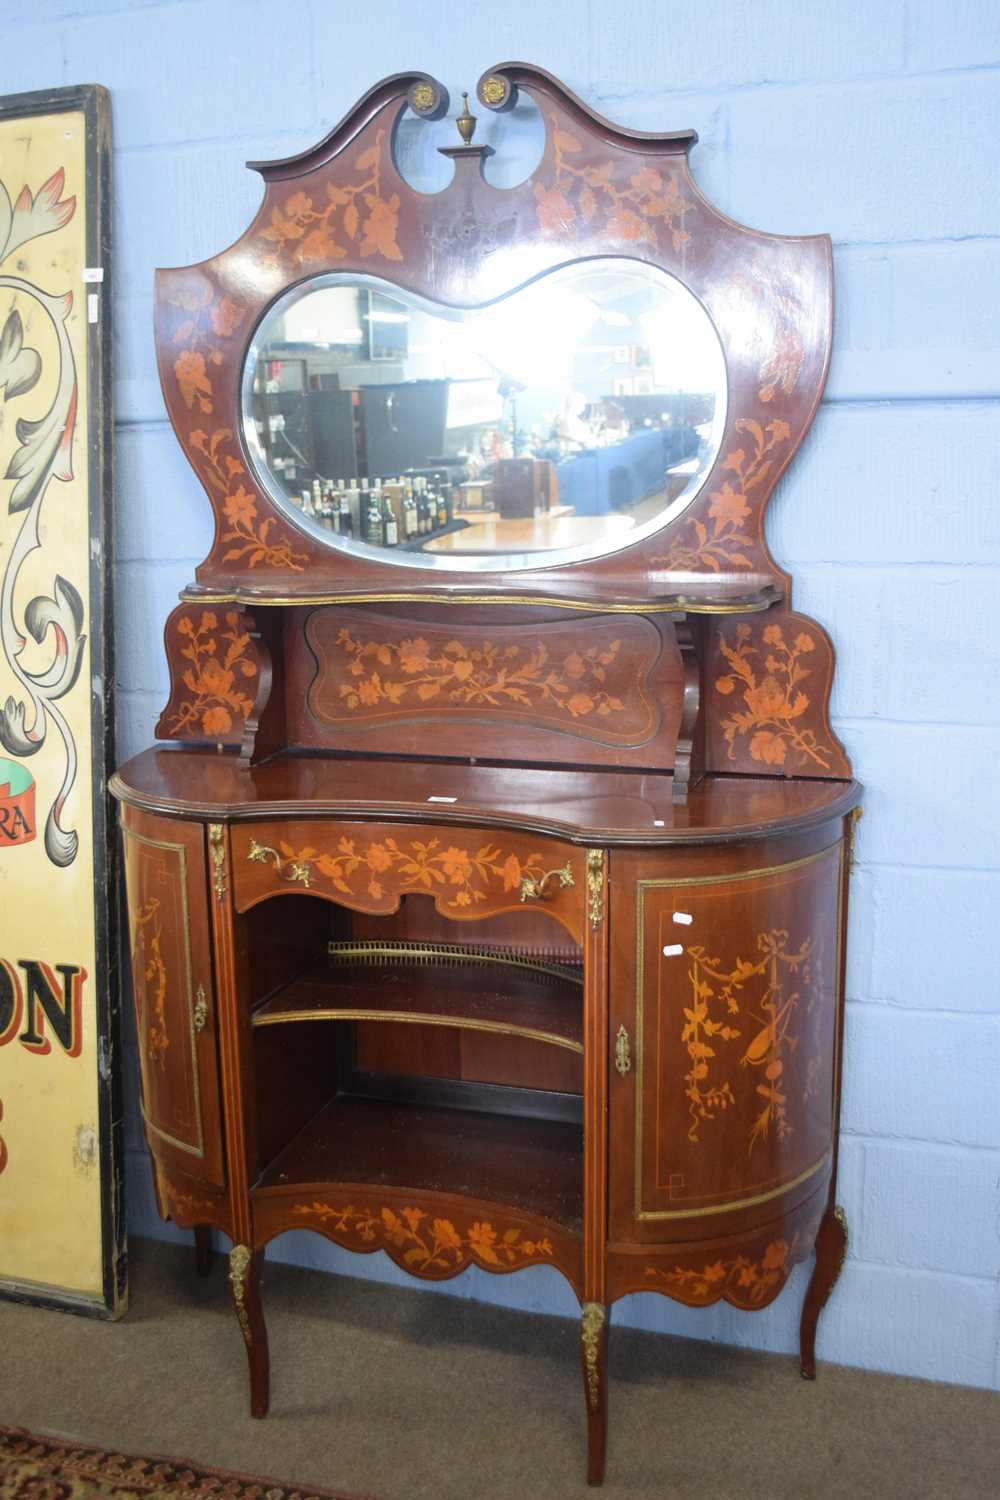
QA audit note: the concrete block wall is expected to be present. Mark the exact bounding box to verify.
[7,0,997,1390]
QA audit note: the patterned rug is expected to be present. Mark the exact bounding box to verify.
[0,1426,374,1500]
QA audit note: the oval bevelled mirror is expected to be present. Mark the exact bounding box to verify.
[241,258,727,572]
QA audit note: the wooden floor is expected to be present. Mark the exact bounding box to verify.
[1,1236,996,1500]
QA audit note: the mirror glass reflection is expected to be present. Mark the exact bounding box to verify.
[242,260,727,571]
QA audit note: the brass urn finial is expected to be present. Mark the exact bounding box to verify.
[456,92,477,146]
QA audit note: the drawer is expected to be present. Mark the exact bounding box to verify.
[229,819,588,942]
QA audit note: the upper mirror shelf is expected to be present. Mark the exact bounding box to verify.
[242,258,727,573]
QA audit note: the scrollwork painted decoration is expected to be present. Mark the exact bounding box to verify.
[0,86,120,1316]
[0,166,82,867]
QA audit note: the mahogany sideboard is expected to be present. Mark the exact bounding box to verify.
[111,64,862,1484]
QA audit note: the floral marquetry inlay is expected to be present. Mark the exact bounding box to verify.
[645,1234,798,1308]
[330,629,626,721]
[133,898,169,1069]
[293,1201,553,1274]
[537,114,692,251]
[715,621,832,771]
[166,280,247,417]
[306,611,662,745]
[166,1188,217,1222]
[653,418,790,573]
[680,928,819,1157]
[258,128,402,268]
[165,609,257,740]
[248,832,556,913]
[191,427,307,572]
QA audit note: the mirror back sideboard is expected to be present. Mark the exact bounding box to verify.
[111,63,862,1485]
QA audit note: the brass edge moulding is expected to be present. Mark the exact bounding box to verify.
[634,841,842,893]
[580,1302,605,1410]
[252,1007,583,1054]
[846,806,863,872]
[826,839,847,1183]
[138,1098,206,1161]
[208,823,227,901]
[179,589,776,616]
[586,849,605,928]
[122,826,207,1158]
[636,1149,832,1221]
[228,1245,253,1346]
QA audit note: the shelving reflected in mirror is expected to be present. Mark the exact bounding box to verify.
[242,258,728,572]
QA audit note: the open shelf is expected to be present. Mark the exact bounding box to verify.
[252,943,584,1054]
[253,1094,583,1231]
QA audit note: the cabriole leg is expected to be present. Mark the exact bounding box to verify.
[194,1225,214,1277]
[800,1205,848,1379]
[229,1244,270,1416]
[580,1301,608,1485]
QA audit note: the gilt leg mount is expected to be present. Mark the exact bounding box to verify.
[800,1205,848,1380]
[228,1244,253,1347]
[580,1302,608,1486]
[229,1244,270,1417]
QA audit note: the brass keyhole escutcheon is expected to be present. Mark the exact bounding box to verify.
[615,1024,631,1077]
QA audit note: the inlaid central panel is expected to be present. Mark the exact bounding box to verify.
[308,608,662,738]
[289,605,683,768]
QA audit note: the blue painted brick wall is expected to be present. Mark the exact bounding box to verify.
[7,0,997,1391]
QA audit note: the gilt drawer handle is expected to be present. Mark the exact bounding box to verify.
[246,839,312,887]
[193,985,209,1034]
[615,1024,631,1077]
[519,862,574,903]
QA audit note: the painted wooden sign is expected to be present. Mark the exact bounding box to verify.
[0,85,120,1315]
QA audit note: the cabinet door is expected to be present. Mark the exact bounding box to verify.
[122,810,225,1186]
[610,839,843,1242]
